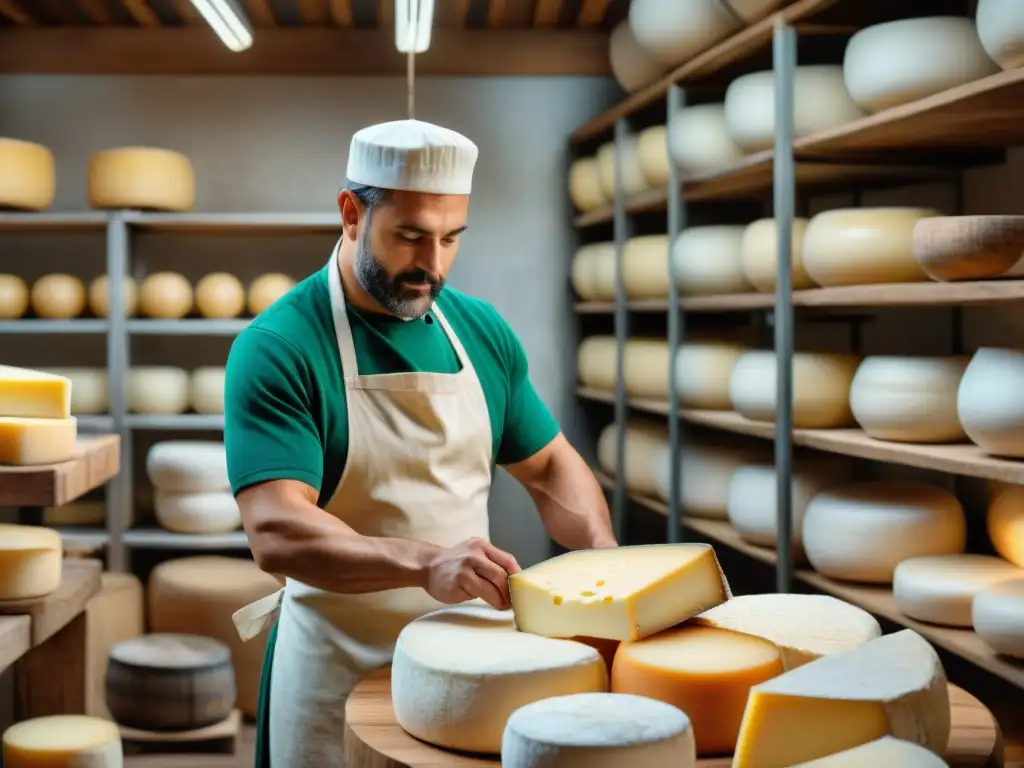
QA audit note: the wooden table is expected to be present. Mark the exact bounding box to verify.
[0,434,120,507]
[344,668,1005,768]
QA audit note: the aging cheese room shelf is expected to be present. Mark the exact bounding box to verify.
[0,434,120,508]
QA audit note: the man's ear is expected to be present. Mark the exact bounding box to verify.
[338,189,363,241]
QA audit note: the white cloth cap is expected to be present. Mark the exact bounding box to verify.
[346,119,478,195]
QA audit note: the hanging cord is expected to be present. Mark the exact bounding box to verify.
[407,49,416,119]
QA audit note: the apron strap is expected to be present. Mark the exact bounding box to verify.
[233,588,286,642]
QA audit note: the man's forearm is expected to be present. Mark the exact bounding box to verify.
[526,450,617,550]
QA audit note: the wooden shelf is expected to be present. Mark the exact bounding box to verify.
[0,616,30,673]
[0,435,120,507]
[0,559,102,646]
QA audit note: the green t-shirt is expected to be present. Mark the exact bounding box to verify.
[223,263,560,504]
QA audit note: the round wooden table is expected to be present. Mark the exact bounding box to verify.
[344,668,1004,768]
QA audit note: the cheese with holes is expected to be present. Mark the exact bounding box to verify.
[792,736,950,767]
[0,365,72,419]
[42,367,108,415]
[624,339,669,398]
[741,218,816,291]
[0,274,29,319]
[672,225,749,295]
[577,336,617,391]
[972,578,1024,659]
[509,543,731,642]
[803,208,939,286]
[0,138,55,211]
[502,692,696,768]
[693,594,882,670]
[733,629,950,768]
[674,341,745,409]
[893,554,1022,627]
[802,482,967,584]
[155,491,241,534]
[0,416,78,466]
[668,104,745,175]
[987,484,1024,567]
[148,556,281,717]
[597,139,648,199]
[729,351,860,429]
[613,625,783,755]
[623,235,669,299]
[569,156,607,213]
[3,715,122,768]
[391,604,607,753]
[977,0,1024,70]
[629,0,738,68]
[88,275,138,318]
[138,272,194,319]
[128,366,190,414]
[147,440,229,493]
[571,242,616,301]
[843,17,999,113]
[653,441,767,519]
[86,572,145,719]
[597,420,667,495]
[31,274,86,319]
[0,524,62,600]
[195,272,245,319]
[88,146,195,211]
[957,347,1024,457]
[44,500,106,527]
[191,366,225,414]
[247,273,296,316]
[637,125,669,188]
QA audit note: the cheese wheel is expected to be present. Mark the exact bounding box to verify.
[803,207,939,287]
[191,366,225,414]
[577,335,617,391]
[30,274,86,319]
[612,625,784,755]
[957,347,1024,457]
[740,218,815,291]
[977,0,1024,70]
[667,104,745,176]
[912,215,1024,282]
[85,572,145,720]
[987,483,1024,567]
[247,273,296,316]
[843,17,999,113]
[0,524,62,600]
[568,156,607,213]
[672,225,750,295]
[893,554,1022,627]
[791,736,950,767]
[146,440,229,493]
[653,442,767,519]
[154,491,241,534]
[87,146,196,211]
[597,139,648,200]
[636,125,669,188]
[0,274,29,319]
[501,692,696,768]
[138,271,194,319]
[729,351,860,429]
[849,356,969,443]
[44,500,107,527]
[87,275,138,318]
[674,340,745,409]
[609,19,666,93]
[0,416,78,466]
[570,242,616,301]
[195,272,245,319]
[391,604,608,753]
[624,338,669,398]
[726,0,785,22]
[41,367,108,415]
[623,235,669,299]
[802,481,967,584]
[2,715,122,767]
[724,66,864,152]
[629,0,739,68]
[597,420,667,495]
[972,578,1024,659]
[128,366,190,414]
[0,138,55,211]
[148,555,281,717]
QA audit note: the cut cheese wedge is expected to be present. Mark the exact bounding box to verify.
[2,715,123,767]
[0,524,63,600]
[509,543,731,641]
[0,364,72,419]
[791,735,949,766]
[692,593,882,669]
[0,416,78,465]
[733,629,950,768]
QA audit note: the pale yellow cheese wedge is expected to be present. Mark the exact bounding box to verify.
[0,416,77,465]
[0,364,72,419]
[792,735,949,766]
[3,714,122,767]
[0,524,62,600]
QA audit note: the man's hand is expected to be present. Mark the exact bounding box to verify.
[424,537,521,610]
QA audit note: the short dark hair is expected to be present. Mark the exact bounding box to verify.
[344,180,389,213]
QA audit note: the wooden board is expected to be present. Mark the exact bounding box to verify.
[0,559,102,645]
[344,668,1003,768]
[0,434,120,507]
[119,710,241,756]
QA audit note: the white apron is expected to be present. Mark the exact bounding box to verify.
[232,239,494,767]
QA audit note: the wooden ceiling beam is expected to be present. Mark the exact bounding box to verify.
[532,0,560,27]
[72,0,113,24]
[298,0,329,25]
[378,0,392,28]
[0,0,35,25]
[576,0,608,27]
[173,0,202,24]
[245,0,276,27]
[485,0,506,27]
[329,0,353,26]
[437,0,471,26]
[123,0,161,27]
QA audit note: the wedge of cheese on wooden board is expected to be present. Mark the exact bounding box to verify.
[0,364,71,419]
[791,735,949,766]
[0,416,77,465]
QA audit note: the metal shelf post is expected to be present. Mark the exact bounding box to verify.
[666,84,687,544]
[105,212,130,572]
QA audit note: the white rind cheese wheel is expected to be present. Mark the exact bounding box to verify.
[247,273,296,316]
[674,341,745,409]
[88,146,196,211]
[42,367,108,415]
[0,274,29,319]
[391,604,608,753]
[577,336,617,391]
[740,218,815,291]
[0,524,62,600]
[30,274,86,319]
[624,338,670,399]
[972,578,1024,659]
[843,17,999,113]
[138,271,194,319]
[724,66,864,152]
[628,0,739,68]
[791,736,950,767]
[893,554,1023,627]
[911,215,1024,282]
[623,235,669,299]
[2,715,123,767]
[191,366,225,414]
[728,351,860,429]
[501,692,696,768]
[597,420,667,495]
[568,157,607,213]
[672,225,749,295]
[0,138,55,211]
[636,125,669,188]
[987,483,1024,567]
[667,104,745,176]
[653,442,767,519]
[976,0,1024,70]
[802,481,967,584]
[570,242,616,301]
[0,416,78,465]
[195,272,245,319]
[849,356,969,443]
[128,366,190,414]
[597,139,648,200]
[88,275,139,318]
[146,440,229,493]
[957,347,1024,457]
[154,491,241,534]
[609,20,666,93]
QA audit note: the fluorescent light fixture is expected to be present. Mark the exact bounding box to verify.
[395,0,435,54]
[189,0,254,52]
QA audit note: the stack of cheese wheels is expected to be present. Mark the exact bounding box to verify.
[0,523,63,599]
[577,335,617,391]
[146,440,241,533]
[0,365,79,466]
[803,207,939,286]
[741,218,816,291]
[0,274,29,319]
[87,146,196,211]
[912,215,1024,282]
[976,0,1024,70]
[987,483,1024,567]
[674,340,746,409]
[957,347,1024,457]
[2,716,123,767]
[623,235,670,299]
[893,554,1022,627]
[41,367,108,415]
[624,338,670,398]
[148,555,282,718]
[128,366,190,413]
[248,273,296,316]
[672,225,750,295]
[597,139,648,200]
[0,137,55,210]
[191,366,226,414]
[849,356,969,443]
[728,351,861,429]
[636,125,670,188]
[609,19,666,93]
[802,481,967,583]
[30,274,86,319]
[87,275,139,317]
[973,578,1024,659]
[195,272,245,318]
[842,17,999,113]
[84,572,145,719]
[569,156,607,213]
[668,105,745,175]
[652,440,769,519]
[138,271,194,318]
[628,0,740,70]
[570,242,616,301]
[723,66,864,152]
[597,419,667,495]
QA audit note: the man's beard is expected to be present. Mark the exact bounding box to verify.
[354,230,444,321]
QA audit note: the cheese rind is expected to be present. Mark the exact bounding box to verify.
[653,441,768,519]
[154,491,242,534]
[41,368,108,416]
[791,736,950,767]
[0,524,63,600]
[195,273,245,319]
[146,441,229,493]
[893,554,1023,627]
[88,146,195,212]
[0,364,72,419]
[128,366,190,414]
[0,138,55,211]
[31,274,86,319]
[596,420,668,496]
[957,347,1024,458]
[509,543,731,642]
[191,366,225,415]
[138,272,194,319]
[733,629,951,768]
[577,336,617,392]
[987,484,1024,567]
[247,273,295,316]
[0,416,78,466]
[2,715,123,768]
[972,578,1024,660]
